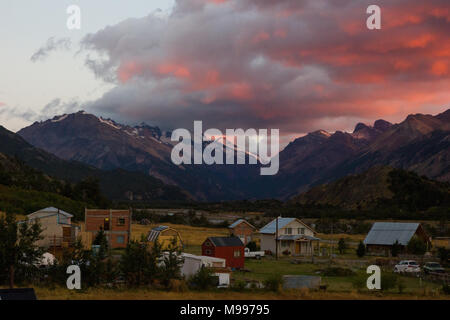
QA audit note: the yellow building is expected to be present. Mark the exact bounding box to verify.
[147,225,183,250]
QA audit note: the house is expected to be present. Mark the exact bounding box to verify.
[228,219,257,245]
[180,253,230,287]
[85,209,131,249]
[147,225,183,250]
[363,222,431,256]
[22,207,79,248]
[202,237,245,269]
[259,217,320,256]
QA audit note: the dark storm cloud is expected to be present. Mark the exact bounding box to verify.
[80,0,450,134]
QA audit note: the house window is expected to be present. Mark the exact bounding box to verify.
[117,235,125,244]
[246,236,251,243]
[286,228,292,235]
[300,228,305,235]
[234,250,241,257]
[117,218,126,226]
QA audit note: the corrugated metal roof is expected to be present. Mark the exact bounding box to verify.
[228,219,255,229]
[259,218,295,234]
[229,219,244,229]
[363,222,420,246]
[207,236,244,247]
[147,225,169,242]
[28,207,73,218]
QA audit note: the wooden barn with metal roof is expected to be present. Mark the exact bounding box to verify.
[363,222,430,256]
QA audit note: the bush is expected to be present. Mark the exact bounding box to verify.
[437,247,449,266]
[351,275,366,291]
[322,267,355,277]
[263,275,282,292]
[338,238,347,254]
[189,267,217,290]
[381,273,397,291]
[407,237,427,255]
[246,241,258,252]
[232,280,247,291]
[442,284,450,295]
[391,240,401,257]
[356,241,366,257]
[168,279,188,292]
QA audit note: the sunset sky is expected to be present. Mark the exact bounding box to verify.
[0,0,449,145]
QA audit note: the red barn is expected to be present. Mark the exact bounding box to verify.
[202,237,245,269]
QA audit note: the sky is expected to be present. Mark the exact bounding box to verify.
[0,0,449,146]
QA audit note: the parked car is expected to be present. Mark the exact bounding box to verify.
[423,262,446,274]
[244,247,265,259]
[394,260,421,273]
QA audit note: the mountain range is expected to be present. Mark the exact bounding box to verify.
[10,108,450,202]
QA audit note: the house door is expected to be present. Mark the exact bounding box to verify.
[295,242,300,254]
[62,227,71,242]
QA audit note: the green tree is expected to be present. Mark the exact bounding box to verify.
[189,267,216,290]
[391,240,402,257]
[93,227,108,259]
[338,238,347,254]
[160,236,184,287]
[120,239,161,287]
[356,241,366,258]
[0,213,43,288]
[407,237,427,255]
[437,247,449,266]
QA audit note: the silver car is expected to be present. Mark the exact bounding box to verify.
[394,260,421,273]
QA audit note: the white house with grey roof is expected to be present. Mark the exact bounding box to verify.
[363,222,430,256]
[21,207,79,248]
[259,218,320,256]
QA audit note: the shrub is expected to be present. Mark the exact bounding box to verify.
[380,273,397,291]
[168,279,188,292]
[437,247,449,266]
[232,280,247,291]
[442,284,450,295]
[189,267,217,290]
[356,241,366,257]
[338,238,347,254]
[391,240,401,257]
[263,274,282,292]
[246,241,258,252]
[407,237,427,255]
[322,267,355,277]
[351,275,366,291]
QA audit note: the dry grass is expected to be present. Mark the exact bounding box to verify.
[131,223,229,246]
[317,233,365,242]
[31,286,449,300]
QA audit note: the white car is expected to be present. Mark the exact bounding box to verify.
[244,248,265,259]
[394,260,421,273]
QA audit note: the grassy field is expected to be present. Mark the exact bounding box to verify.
[131,223,229,247]
[233,257,443,294]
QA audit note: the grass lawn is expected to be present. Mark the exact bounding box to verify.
[233,257,443,296]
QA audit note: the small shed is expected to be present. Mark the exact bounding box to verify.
[202,237,245,269]
[147,225,183,250]
[363,222,430,255]
[228,219,257,245]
